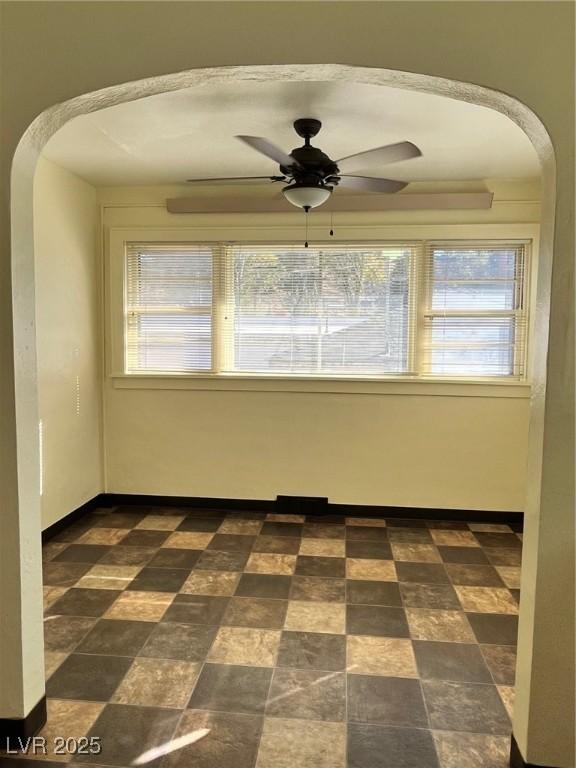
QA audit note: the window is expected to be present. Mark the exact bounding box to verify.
[124,241,529,380]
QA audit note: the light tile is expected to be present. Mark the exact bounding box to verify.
[498,685,515,718]
[430,530,480,547]
[347,636,418,677]
[455,586,519,614]
[39,699,104,760]
[266,513,305,523]
[76,564,141,590]
[78,528,129,545]
[163,531,214,549]
[495,566,522,589]
[391,543,442,562]
[433,731,511,768]
[469,523,513,533]
[245,553,297,576]
[406,609,476,642]
[112,657,201,707]
[256,717,346,768]
[346,558,397,581]
[219,519,262,535]
[104,590,174,621]
[135,514,185,531]
[44,651,68,680]
[181,570,240,596]
[208,626,281,666]
[284,600,346,634]
[44,586,68,611]
[299,539,346,558]
[346,518,386,527]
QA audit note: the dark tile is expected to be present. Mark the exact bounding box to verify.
[422,680,511,734]
[183,509,227,519]
[438,546,489,564]
[414,640,492,683]
[302,523,345,539]
[208,533,256,552]
[399,583,460,610]
[484,548,523,566]
[473,532,522,549]
[396,563,449,584]
[177,516,223,532]
[91,512,143,529]
[46,654,132,701]
[261,522,303,537]
[445,564,504,587]
[295,555,346,578]
[140,621,216,661]
[196,550,250,571]
[164,710,262,768]
[53,545,110,564]
[346,580,402,607]
[163,594,230,625]
[188,663,272,714]
[235,573,292,599]
[467,613,519,645]
[481,644,517,684]
[386,518,428,528]
[510,588,521,603]
[346,526,389,542]
[348,724,439,768]
[225,510,266,520]
[346,540,392,559]
[51,522,94,543]
[277,630,346,671]
[252,535,301,555]
[347,605,409,637]
[46,588,121,618]
[76,619,153,656]
[117,530,170,547]
[127,567,189,592]
[306,514,345,524]
[44,615,96,653]
[222,597,287,629]
[147,548,201,569]
[77,703,180,766]
[348,675,428,727]
[43,562,92,587]
[99,546,157,567]
[290,576,346,602]
[266,668,346,721]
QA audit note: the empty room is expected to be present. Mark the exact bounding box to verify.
[0,3,573,768]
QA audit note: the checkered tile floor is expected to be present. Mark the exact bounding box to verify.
[6,507,523,767]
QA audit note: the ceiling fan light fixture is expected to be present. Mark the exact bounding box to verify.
[282,183,332,210]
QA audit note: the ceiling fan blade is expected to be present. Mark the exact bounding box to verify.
[336,141,421,172]
[186,176,284,185]
[236,135,300,169]
[337,176,408,194]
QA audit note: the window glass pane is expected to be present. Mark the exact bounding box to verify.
[432,248,517,280]
[431,346,515,376]
[128,314,211,372]
[432,281,516,310]
[230,247,411,374]
[131,250,212,307]
[431,316,515,345]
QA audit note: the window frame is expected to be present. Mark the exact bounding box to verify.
[106,225,537,394]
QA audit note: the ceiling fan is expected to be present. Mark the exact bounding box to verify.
[185,118,422,211]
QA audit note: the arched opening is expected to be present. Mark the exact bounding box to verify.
[7,64,556,764]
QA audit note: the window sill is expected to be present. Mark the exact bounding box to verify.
[109,373,532,398]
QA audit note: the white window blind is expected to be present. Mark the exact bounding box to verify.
[125,243,214,373]
[123,240,529,380]
[222,245,416,375]
[421,243,528,377]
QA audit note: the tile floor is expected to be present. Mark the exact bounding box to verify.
[4,507,522,768]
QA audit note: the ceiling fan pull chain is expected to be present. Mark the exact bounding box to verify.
[304,207,309,248]
[329,209,334,237]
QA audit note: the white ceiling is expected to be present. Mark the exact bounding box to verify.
[43,80,540,187]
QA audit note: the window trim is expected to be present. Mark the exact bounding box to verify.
[106,224,538,395]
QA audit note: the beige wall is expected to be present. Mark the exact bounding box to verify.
[34,157,102,528]
[101,181,537,511]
